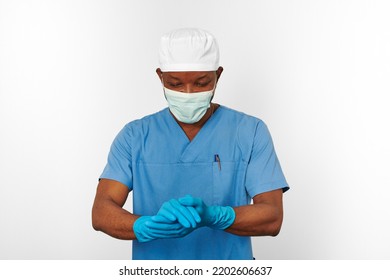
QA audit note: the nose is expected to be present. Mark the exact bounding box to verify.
[182,84,192,93]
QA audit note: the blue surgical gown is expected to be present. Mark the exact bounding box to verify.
[100,105,289,259]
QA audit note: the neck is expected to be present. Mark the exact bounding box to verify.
[174,103,219,141]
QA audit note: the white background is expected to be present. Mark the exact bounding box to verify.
[0,0,389,259]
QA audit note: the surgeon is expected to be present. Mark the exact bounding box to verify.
[92,28,289,260]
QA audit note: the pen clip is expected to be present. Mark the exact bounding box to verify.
[214,154,221,171]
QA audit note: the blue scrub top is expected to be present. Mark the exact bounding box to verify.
[100,105,289,260]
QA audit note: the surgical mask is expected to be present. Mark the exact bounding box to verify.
[163,86,215,124]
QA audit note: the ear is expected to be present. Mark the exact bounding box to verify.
[216,66,223,82]
[156,68,163,82]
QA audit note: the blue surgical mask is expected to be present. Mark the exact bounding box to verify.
[163,86,215,124]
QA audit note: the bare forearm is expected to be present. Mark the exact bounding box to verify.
[225,203,283,236]
[92,199,139,240]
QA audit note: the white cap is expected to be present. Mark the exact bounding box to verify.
[159,28,219,72]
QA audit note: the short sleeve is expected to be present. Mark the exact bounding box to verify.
[245,120,289,197]
[99,125,133,190]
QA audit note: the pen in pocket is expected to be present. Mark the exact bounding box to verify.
[214,154,221,171]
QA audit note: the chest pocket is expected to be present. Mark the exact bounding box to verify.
[212,160,250,207]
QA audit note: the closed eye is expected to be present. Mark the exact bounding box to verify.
[195,80,211,87]
[168,82,182,87]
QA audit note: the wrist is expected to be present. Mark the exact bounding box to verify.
[207,206,236,230]
[133,216,154,243]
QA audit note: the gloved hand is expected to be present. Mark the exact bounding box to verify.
[133,197,202,242]
[133,215,194,243]
[152,198,201,228]
[178,195,236,230]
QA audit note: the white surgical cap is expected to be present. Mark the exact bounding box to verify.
[159,28,219,72]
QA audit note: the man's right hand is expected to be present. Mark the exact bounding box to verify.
[153,198,201,228]
[133,215,195,242]
[133,197,203,242]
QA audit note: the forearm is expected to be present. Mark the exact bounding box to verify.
[92,199,139,240]
[225,203,283,236]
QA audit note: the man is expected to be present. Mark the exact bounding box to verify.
[92,28,289,260]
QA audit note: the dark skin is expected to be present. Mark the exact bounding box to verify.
[92,67,284,240]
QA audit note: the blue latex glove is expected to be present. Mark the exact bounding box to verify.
[178,195,236,230]
[152,198,201,228]
[133,216,194,243]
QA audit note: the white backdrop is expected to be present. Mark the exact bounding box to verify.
[1,0,389,259]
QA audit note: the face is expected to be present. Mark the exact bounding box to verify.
[156,67,223,93]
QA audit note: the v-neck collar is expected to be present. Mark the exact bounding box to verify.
[164,106,223,162]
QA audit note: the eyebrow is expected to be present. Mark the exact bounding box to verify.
[167,74,180,80]
[195,74,209,80]
[166,74,210,80]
